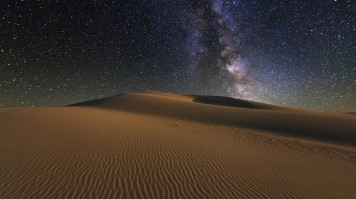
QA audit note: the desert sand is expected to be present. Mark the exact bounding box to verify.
[0,91,355,198]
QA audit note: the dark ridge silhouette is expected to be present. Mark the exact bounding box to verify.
[192,96,259,109]
[66,94,123,107]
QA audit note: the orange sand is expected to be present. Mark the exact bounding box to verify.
[1,91,355,198]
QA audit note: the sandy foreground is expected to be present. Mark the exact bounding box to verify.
[0,91,355,198]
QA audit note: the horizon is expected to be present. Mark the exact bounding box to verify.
[1,90,354,114]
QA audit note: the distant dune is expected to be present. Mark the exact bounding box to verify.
[1,91,355,198]
[70,91,356,145]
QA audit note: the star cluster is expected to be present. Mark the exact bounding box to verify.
[0,0,355,111]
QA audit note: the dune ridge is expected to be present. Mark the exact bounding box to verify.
[1,91,355,198]
[70,91,356,145]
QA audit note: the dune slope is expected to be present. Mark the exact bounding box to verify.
[70,92,356,144]
[1,92,355,198]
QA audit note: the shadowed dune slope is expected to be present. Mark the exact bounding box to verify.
[1,91,355,198]
[69,91,356,145]
[191,95,293,110]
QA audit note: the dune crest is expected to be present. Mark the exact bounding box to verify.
[69,92,356,145]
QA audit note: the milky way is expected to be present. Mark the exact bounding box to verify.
[1,0,355,111]
[206,0,251,99]
[179,0,255,99]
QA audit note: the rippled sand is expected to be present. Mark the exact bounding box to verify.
[1,92,355,198]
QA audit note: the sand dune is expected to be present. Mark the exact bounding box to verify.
[1,91,355,198]
[70,91,356,145]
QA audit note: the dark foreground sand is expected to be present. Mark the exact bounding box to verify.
[1,91,355,198]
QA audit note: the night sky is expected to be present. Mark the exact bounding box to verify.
[1,0,355,111]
